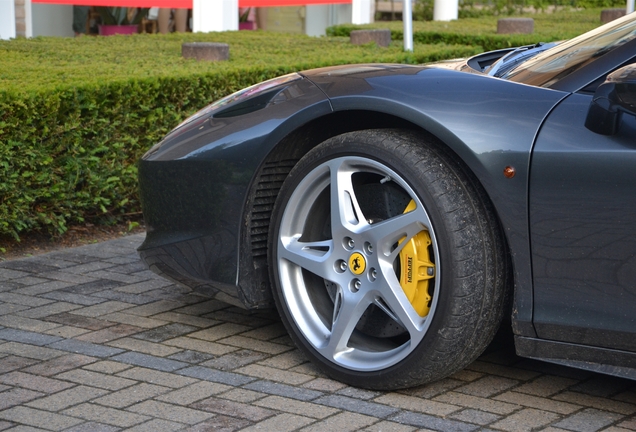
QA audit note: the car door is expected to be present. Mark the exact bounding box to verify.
[529,71,636,353]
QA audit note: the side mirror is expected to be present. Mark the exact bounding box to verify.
[585,64,636,135]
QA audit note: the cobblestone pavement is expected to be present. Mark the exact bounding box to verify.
[0,234,635,432]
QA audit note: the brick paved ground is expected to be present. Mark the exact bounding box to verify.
[0,234,635,431]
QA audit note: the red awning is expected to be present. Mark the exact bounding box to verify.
[33,0,351,7]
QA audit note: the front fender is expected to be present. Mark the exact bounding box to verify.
[305,66,568,335]
[138,77,332,306]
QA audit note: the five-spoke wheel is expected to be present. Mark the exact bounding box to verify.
[269,129,507,389]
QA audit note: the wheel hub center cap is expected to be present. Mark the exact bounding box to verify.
[348,252,366,275]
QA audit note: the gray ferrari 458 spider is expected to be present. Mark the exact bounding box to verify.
[138,13,636,389]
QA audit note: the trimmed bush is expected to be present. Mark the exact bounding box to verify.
[411,1,628,20]
[329,8,605,48]
[1,32,480,240]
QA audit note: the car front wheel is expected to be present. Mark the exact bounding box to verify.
[269,129,507,390]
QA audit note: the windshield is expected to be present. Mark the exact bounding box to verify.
[503,13,636,87]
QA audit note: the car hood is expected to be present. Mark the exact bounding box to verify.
[298,61,483,101]
[299,43,556,91]
[300,61,469,80]
[299,53,486,79]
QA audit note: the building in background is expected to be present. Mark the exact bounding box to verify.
[1,0,360,39]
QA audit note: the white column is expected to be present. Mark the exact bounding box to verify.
[193,0,238,32]
[627,0,634,13]
[403,0,412,51]
[352,0,372,24]
[25,0,32,38]
[433,0,457,21]
[0,0,16,39]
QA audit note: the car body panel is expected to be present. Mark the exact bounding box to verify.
[140,64,568,320]
[137,13,636,380]
[530,91,636,352]
[515,336,636,379]
[138,78,332,306]
[304,65,568,334]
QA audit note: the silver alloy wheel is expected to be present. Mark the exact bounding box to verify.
[276,156,440,372]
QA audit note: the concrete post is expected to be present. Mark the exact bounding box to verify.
[350,29,391,46]
[182,42,230,61]
[434,0,457,21]
[497,18,534,34]
[192,0,238,32]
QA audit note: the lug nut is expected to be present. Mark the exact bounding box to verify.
[348,239,355,249]
[364,242,373,254]
[335,260,347,273]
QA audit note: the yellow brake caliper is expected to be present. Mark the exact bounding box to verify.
[398,200,435,317]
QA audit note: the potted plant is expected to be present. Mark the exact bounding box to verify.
[96,7,149,35]
[239,8,255,30]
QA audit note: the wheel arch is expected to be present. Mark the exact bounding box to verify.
[238,108,515,320]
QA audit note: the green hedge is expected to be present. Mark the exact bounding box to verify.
[329,8,604,48]
[1,32,481,241]
[413,0,627,20]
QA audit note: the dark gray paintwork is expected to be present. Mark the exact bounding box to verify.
[303,65,566,336]
[530,92,636,351]
[138,14,636,379]
[139,66,567,322]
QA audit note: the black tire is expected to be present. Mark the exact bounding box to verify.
[268,129,507,390]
